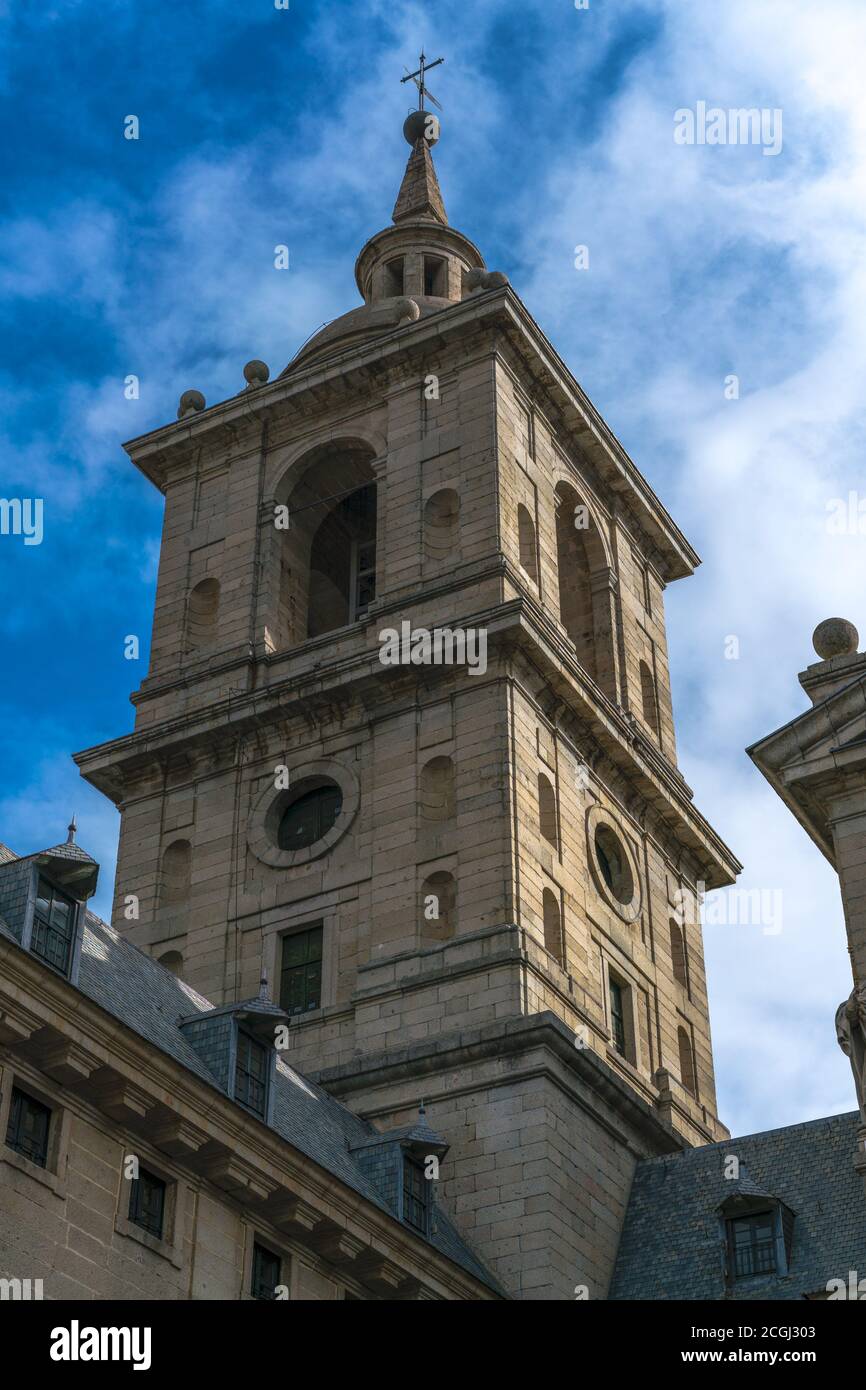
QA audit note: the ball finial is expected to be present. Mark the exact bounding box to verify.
[177,389,205,419]
[403,109,440,147]
[243,359,269,388]
[812,618,859,661]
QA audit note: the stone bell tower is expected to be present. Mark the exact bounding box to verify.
[76,102,740,1298]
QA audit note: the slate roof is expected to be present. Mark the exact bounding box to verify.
[610,1111,866,1300]
[351,1116,450,1153]
[0,896,499,1295]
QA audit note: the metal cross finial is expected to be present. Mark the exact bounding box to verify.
[402,51,444,112]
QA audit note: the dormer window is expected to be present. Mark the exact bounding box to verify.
[31,877,76,976]
[180,995,286,1125]
[728,1211,777,1278]
[350,1108,447,1243]
[718,1192,794,1283]
[235,1029,269,1119]
[402,1155,430,1235]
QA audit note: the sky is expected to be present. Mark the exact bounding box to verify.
[0,0,864,1138]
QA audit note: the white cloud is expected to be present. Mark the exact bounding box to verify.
[513,0,866,1133]
[4,0,863,1139]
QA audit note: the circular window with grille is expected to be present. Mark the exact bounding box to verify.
[247,760,359,868]
[586,807,642,922]
[277,782,343,851]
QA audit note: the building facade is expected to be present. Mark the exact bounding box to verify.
[8,114,862,1304]
[0,836,499,1300]
[66,114,742,1300]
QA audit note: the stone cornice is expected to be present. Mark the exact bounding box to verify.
[312,1011,693,1157]
[120,286,697,580]
[74,589,739,886]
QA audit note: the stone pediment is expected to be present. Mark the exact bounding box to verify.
[748,661,866,865]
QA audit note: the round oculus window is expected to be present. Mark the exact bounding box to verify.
[594,825,634,906]
[277,782,343,852]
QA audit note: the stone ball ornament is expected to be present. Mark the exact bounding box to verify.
[812,617,859,660]
[465,268,510,294]
[243,359,270,388]
[177,389,206,419]
[393,296,421,326]
[403,109,440,146]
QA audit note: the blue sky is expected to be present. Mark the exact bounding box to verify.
[1,0,864,1138]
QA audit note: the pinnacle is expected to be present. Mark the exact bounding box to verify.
[392,137,448,226]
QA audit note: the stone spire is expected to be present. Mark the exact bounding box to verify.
[392,130,448,226]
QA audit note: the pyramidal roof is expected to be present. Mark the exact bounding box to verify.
[392,136,448,225]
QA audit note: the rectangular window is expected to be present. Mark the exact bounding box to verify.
[515,400,534,458]
[31,877,76,976]
[280,926,323,1016]
[642,564,652,614]
[729,1213,777,1278]
[5,1087,52,1168]
[423,256,446,296]
[402,1156,428,1235]
[235,1030,269,1118]
[128,1168,166,1239]
[609,978,627,1058]
[251,1242,282,1300]
[350,538,377,619]
[384,258,404,296]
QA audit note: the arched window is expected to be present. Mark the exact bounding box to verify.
[420,871,456,947]
[160,839,191,908]
[277,782,343,852]
[157,950,184,978]
[420,756,456,822]
[517,504,538,584]
[275,444,378,649]
[187,578,220,650]
[424,489,460,564]
[640,660,660,739]
[308,484,377,637]
[537,773,558,849]
[542,888,564,967]
[554,481,612,687]
[670,919,689,989]
[678,1026,697,1096]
